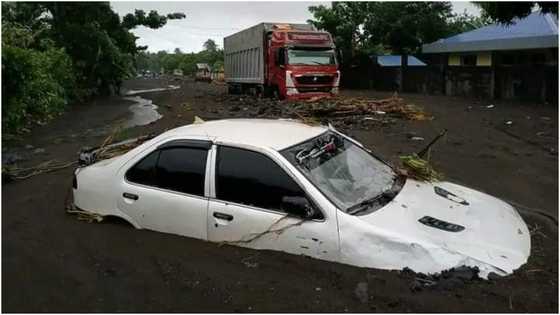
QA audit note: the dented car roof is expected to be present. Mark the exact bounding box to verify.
[163,119,327,150]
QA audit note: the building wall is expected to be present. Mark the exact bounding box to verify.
[353,49,557,104]
[447,52,492,66]
[440,48,557,103]
[445,67,492,98]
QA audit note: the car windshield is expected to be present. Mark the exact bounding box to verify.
[281,131,397,213]
[287,49,336,65]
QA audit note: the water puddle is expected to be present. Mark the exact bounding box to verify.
[124,85,180,96]
[123,96,163,128]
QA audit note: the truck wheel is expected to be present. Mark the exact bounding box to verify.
[263,86,273,98]
[273,89,279,99]
[272,86,284,100]
[256,85,265,98]
[227,84,237,95]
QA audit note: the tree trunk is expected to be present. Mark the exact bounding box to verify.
[400,54,408,93]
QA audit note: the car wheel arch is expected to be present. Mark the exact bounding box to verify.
[105,210,142,229]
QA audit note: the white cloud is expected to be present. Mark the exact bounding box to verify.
[111,1,328,53]
[111,1,481,53]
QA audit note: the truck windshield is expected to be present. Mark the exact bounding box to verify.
[281,132,398,213]
[287,49,336,65]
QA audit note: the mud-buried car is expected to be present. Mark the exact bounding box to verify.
[72,119,530,278]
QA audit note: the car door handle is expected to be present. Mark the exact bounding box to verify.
[123,192,139,200]
[213,212,233,221]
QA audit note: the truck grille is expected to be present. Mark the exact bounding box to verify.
[296,75,333,85]
[297,87,332,93]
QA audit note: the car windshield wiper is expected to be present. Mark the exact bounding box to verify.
[346,190,396,215]
[346,176,405,215]
[346,195,381,215]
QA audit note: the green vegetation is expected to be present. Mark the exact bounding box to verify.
[308,2,492,63]
[135,39,224,76]
[306,2,493,89]
[475,2,558,24]
[308,1,558,69]
[1,2,184,134]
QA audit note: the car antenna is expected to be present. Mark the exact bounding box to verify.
[417,129,447,159]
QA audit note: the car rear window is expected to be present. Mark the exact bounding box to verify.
[126,150,159,187]
[126,147,208,196]
[215,146,312,217]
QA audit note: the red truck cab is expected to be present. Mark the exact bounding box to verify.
[267,26,339,99]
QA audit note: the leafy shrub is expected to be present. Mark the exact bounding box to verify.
[2,3,184,134]
[2,44,75,133]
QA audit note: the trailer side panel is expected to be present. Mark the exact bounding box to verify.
[224,23,266,84]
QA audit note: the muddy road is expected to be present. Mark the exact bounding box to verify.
[2,77,558,312]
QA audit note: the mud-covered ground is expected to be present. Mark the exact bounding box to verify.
[2,77,558,312]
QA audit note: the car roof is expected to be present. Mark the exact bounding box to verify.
[164,118,328,151]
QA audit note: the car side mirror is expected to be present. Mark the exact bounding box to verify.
[282,196,318,219]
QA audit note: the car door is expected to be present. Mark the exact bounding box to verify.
[207,144,339,261]
[118,139,212,240]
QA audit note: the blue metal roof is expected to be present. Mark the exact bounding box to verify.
[423,11,558,53]
[372,55,427,67]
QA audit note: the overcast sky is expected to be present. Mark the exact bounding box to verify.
[110,1,481,53]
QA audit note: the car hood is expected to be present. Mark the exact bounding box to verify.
[356,179,531,275]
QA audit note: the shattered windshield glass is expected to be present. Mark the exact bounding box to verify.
[281,131,398,213]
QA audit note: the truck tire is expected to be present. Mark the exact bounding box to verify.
[272,86,284,100]
[263,85,273,98]
[227,84,237,95]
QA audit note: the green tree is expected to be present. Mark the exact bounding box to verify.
[179,53,198,75]
[309,2,490,57]
[361,2,455,54]
[136,39,224,76]
[475,2,558,24]
[308,2,372,64]
[3,2,185,96]
[2,22,75,132]
[203,39,218,52]
[307,2,493,89]
[1,2,185,133]
[135,51,163,74]
[121,9,185,29]
[45,3,184,94]
[447,11,492,34]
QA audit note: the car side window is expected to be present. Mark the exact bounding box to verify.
[126,149,160,187]
[156,147,207,195]
[216,146,321,219]
[126,146,208,196]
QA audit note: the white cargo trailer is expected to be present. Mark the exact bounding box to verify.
[224,23,316,85]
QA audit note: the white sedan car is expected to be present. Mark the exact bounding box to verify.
[73,119,530,278]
